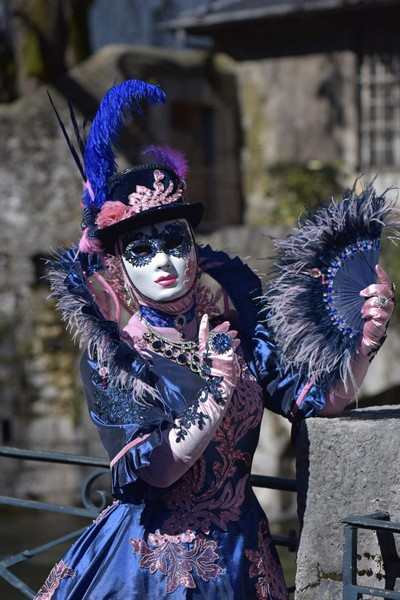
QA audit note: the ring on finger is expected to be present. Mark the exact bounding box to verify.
[207,331,233,354]
[376,294,390,308]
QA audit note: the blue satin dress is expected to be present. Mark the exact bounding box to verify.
[35,245,326,600]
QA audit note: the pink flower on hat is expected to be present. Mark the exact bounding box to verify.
[96,201,137,229]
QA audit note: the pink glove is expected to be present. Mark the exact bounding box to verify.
[321,264,395,416]
[198,314,239,402]
[359,264,395,357]
[139,316,239,487]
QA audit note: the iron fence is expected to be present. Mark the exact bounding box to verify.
[0,445,298,599]
[342,511,400,600]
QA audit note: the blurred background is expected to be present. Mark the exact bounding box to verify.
[1,0,400,596]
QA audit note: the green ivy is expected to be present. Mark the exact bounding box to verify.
[265,159,346,226]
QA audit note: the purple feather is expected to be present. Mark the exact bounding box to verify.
[142,145,189,179]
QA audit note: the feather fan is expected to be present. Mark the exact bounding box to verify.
[262,181,399,391]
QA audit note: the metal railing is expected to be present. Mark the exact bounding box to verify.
[0,446,111,598]
[0,445,298,599]
[342,511,400,600]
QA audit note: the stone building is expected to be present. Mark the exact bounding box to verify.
[1,3,400,596]
[166,0,400,220]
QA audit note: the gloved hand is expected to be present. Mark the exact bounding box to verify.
[138,315,240,486]
[198,314,239,403]
[359,264,395,356]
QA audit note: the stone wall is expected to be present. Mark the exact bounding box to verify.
[295,406,400,599]
[236,51,359,226]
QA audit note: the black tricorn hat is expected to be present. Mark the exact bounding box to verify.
[95,164,203,255]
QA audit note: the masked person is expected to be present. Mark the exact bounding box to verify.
[36,80,394,600]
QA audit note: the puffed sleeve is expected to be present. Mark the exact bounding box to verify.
[251,323,327,421]
[80,350,208,498]
[198,245,328,422]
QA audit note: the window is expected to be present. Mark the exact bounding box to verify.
[359,51,400,169]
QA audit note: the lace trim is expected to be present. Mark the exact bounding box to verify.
[110,434,152,468]
[92,364,151,426]
[93,500,120,523]
[173,389,210,442]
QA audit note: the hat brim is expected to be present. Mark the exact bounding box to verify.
[96,202,204,255]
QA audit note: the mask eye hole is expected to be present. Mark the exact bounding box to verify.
[127,243,153,258]
[164,235,184,251]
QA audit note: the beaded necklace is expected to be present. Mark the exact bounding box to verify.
[140,318,201,374]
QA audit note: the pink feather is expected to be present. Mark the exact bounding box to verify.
[78,228,104,254]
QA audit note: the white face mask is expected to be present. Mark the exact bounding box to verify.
[120,219,198,303]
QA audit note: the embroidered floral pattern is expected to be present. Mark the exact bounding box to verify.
[162,356,264,535]
[195,281,225,319]
[35,560,75,600]
[184,257,197,289]
[200,351,225,406]
[245,520,289,600]
[103,254,137,310]
[130,529,223,593]
[128,169,183,212]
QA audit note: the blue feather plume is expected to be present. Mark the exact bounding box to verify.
[83,80,166,209]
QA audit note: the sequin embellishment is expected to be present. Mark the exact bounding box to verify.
[122,221,192,268]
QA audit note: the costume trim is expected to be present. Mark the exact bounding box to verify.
[34,560,75,599]
[289,379,315,421]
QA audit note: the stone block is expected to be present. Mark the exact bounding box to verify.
[295,406,400,599]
